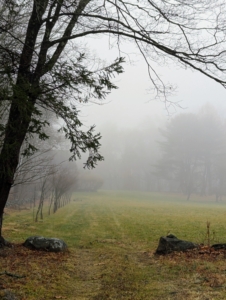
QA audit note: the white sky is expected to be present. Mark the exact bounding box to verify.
[78,37,226,131]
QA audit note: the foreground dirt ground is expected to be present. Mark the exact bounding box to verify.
[1,243,226,299]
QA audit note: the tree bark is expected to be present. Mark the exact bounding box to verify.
[0,1,47,242]
[0,102,33,243]
[0,179,11,245]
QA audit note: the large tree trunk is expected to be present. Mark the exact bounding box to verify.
[0,179,12,245]
[0,1,46,244]
[0,98,35,245]
[0,141,26,245]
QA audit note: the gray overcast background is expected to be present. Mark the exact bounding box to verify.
[79,37,226,131]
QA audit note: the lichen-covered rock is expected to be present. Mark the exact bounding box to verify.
[23,236,67,252]
[155,234,198,255]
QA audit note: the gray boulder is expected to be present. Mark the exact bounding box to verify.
[155,234,198,255]
[23,236,67,252]
[211,243,226,250]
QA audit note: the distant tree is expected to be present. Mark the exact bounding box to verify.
[35,169,52,222]
[156,107,226,200]
[196,105,223,196]
[93,120,162,192]
[9,116,66,208]
[214,156,226,202]
[156,114,200,198]
[49,167,77,214]
[1,0,226,245]
[8,149,54,208]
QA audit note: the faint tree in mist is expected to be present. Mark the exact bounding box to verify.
[94,120,162,191]
[50,168,77,214]
[156,104,226,200]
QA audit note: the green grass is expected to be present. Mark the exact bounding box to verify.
[2,191,226,299]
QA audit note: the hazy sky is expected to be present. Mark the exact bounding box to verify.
[78,37,226,131]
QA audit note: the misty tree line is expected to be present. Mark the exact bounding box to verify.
[7,122,103,219]
[93,104,226,201]
[156,105,226,201]
[8,103,226,208]
[9,157,103,222]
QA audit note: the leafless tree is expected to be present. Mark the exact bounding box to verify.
[50,167,77,214]
[35,165,58,221]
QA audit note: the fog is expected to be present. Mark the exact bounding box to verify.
[61,39,225,201]
[79,37,226,128]
[10,39,226,205]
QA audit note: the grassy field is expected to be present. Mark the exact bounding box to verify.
[1,191,226,299]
